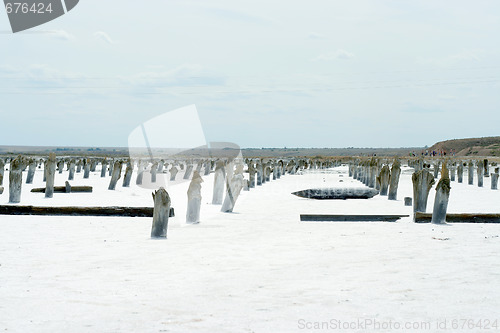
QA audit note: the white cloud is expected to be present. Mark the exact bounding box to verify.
[94,31,115,44]
[312,49,355,61]
[308,32,325,40]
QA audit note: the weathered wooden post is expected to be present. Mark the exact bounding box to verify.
[169,166,178,181]
[183,162,193,180]
[477,160,484,187]
[26,158,37,184]
[76,159,82,173]
[388,159,401,200]
[45,153,56,198]
[431,164,451,224]
[135,160,145,185]
[468,161,474,185]
[9,156,25,203]
[83,159,90,179]
[108,160,114,176]
[412,169,435,219]
[248,163,256,188]
[57,160,64,174]
[449,163,456,182]
[122,160,133,187]
[377,165,390,196]
[491,168,499,190]
[186,171,203,224]
[68,159,76,180]
[90,160,97,172]
[157,160,164,173]
[108,160,123,190]
[484,159,489,177]
[150,161,158,183]
[221,165,245,213]
[212,161,225,205]
[457,162,464,183]
[0,159,4,186]
[433,160,440,179]
[368,158,377,188]
[151,187,171,238]
[100,159,108,178]
[204,161,211,176]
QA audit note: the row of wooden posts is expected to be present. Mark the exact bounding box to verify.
[348,157,499,224]
[0,154,333,237]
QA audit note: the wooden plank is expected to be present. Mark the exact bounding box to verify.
[415,212,500,223]
[31,186,92,193]
[300,214,409,222]
[0,205,175,218]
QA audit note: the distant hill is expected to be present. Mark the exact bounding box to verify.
[429,137,500,157]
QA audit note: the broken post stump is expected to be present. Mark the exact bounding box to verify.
[9,156,25,203]
[431,164,451,224]
[151,187,171,238]
[412,169,435,218]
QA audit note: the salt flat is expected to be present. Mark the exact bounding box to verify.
[1,165,500,332]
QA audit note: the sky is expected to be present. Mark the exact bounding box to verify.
[0,0,499,149]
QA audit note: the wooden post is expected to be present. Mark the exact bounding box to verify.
[83,158,90,179]
[9,156,25,203]
[135,160,144,184]
[100,159,108,178]
[183,163,193,180]
[212,161,225,205]
[388,159,401,200]
[484,159,489,177]
[151,187,171,238]
[150,161,158,183]
[0,158,4,186]
[491,168,499,190]
[108,160,123,190]
[169,166,178,181]
[57,160,64,174]
[412,169,435,219]
[122,159,133,187]
[468,161,474,185]
[477,160,484,187]
[76,159,82,173]
[248,163,256,188]
[45,153,57,198]
[378,165,391,196]
[221,165,245,213]
[457,163,464,183]
[68,159,76,180]
[26,158,37,184]
[186,171,203,224]
[431,163,451,224]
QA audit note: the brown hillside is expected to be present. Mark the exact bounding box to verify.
[430,137,500,157]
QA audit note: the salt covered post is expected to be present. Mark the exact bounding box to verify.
[388,159,401,200]
[378,165,390,196]
[491,168,499,190]
[183,162,193,180]
[150,161,158,183]
[57,160,64,174]
[151,187,171,238]
[44,153,56,198]
[68,159,76,180]
[431,164,451,224]
[76,159,82,173]
[221,164,245,213]
[212,161,225,205]
[26,158,36,184]
[108,160,123,190]
[9,156,25,203]
[136,160,145,185]
[100,159,108,178]
[477,160,484,187]
[0,158,4,186]
[122,159,133,187]
[90,160,97,172]
[484,159,489,177]
[412,169,436,218]
[186,171,203,224]
[169,166,178,181]
[433,161,440,179]
[248,163,256,188]
[83,159,90,179]
[457,163,464,183]
[468,161,474,185]
[449,163,456,182]
[108,160,114,176]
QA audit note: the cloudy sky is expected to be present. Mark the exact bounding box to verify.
[0,0,499,148]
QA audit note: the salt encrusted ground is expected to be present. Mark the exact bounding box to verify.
[1,165,500,332]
